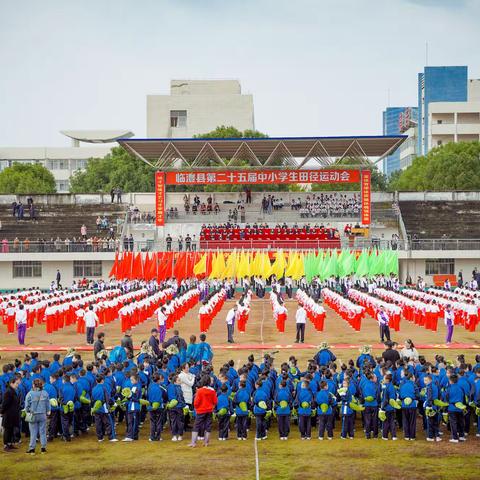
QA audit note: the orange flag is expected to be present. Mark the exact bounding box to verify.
[131,253,143,280]
[109,252,119,278]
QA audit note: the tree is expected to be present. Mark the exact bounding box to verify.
[193,125,268,139]
[173,126,275,192]
[310,157,388,191]
[69,146,155,193]
[0,163,56,194]
[389,141,480,191]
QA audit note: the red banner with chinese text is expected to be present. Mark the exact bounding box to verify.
[361,170,371,225]
[164,169,360,185]
[155,172,165,226]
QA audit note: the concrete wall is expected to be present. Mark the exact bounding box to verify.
[0,253,114,289]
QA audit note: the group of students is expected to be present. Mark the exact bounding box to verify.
[2,340,480,454]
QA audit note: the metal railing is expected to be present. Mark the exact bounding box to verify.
[0,241,119,253]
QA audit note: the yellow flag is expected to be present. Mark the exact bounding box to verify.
[251,251,262,276]
[271,250,287,279]
[193,253,207,276]
[285,251,298,278]
[293,251,305,280]
[222,250,237,279]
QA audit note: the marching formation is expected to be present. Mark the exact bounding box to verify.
[1,340,480,454]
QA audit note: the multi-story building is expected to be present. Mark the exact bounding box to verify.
[0,130,132,192]
[147,80,255,138]
[418,66,468,156]
[382,107,418,175]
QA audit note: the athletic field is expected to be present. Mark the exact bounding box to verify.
[1,297,479,480]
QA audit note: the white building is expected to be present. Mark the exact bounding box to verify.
[399,126,418,169]
[147,80,255,138]
[0,130,133,192]
[428,101,480,150]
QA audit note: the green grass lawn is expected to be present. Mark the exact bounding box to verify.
[1,420,479,480]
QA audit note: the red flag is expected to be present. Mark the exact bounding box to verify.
[173,252,187,280]
[157,252,174,282]
[109,252,119,278]
[145,252,158,281]
[131,253,143,279]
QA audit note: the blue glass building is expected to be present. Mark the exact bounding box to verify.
[417,66,468,156]
[382,107,418,176]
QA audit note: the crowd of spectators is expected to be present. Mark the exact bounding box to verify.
[261,195,284,214]
[183,194,220,215]
[11,197,38,222]
[127,206,155,224]
[200,222,340,241]
[0,236,120,253]
[292,193,361,218]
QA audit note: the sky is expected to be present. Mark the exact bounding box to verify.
[0,0,479,146]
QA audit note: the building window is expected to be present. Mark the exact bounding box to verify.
[55,180,70,192]
[425,258,454,275]
[437,140,442,146]
[73,260,102,278]
[437,120,443,124]
[47,159,69,170]
[170,110,187,128]
[12,261,42,278]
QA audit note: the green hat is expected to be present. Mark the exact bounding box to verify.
[319,341,330,350]
[349,401,365,412]
[258,401,268,410]
[389,398,401,410]
[359,345,372,354]
[165,344,179,355]
[365,396,374,402]
[121,387,132,399]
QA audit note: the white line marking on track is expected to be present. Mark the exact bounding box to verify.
[254,437,260,480]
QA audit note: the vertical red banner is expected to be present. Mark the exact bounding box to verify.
[361,170,371,225]
[155,172,165,226]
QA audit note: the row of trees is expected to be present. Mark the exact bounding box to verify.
[0,126,478,194]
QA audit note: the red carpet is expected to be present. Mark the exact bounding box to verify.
[0,342,479,352]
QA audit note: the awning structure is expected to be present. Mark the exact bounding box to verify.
[118,135,406,170]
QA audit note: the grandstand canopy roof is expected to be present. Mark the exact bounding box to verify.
[118,135,406,170]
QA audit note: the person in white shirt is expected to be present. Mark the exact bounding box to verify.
[15,303,27,345]
[225,306,237,343]
[295,304,307,343]
[400,339,419,361]
[84,305,99,345]
[178,363,195,412]
[377,305,391,343]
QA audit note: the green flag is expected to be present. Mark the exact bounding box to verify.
[385,250,399,275]
[355,250,369,277]
[304,251,316,282]
[342,250,356,276]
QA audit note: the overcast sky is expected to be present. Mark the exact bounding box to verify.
[0,0,479,146]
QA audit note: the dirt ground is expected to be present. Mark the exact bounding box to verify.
[1,296,479,366]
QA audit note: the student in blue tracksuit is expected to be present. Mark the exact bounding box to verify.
[338,377,356,439]
[314,345,336,367]
[147,373,166,441]
[296,380,314,440]
[233,380,251,440]
[361,373,380,439]
[216,384,232,440]
[91,374,117,442]
[446,374,466,442]
[275,380,293,440]
[253,380,270,440]
[473,368,480,437]
[166,374,186,441]
[123,374,142,441]
[45,374,60,442]
[186,335,199,364]
[423,374,441,442]
[316,381,336,440]
[197,334,213,365]
[380,373,398,440]
[58,374,76,441]
[399,372,419,440]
